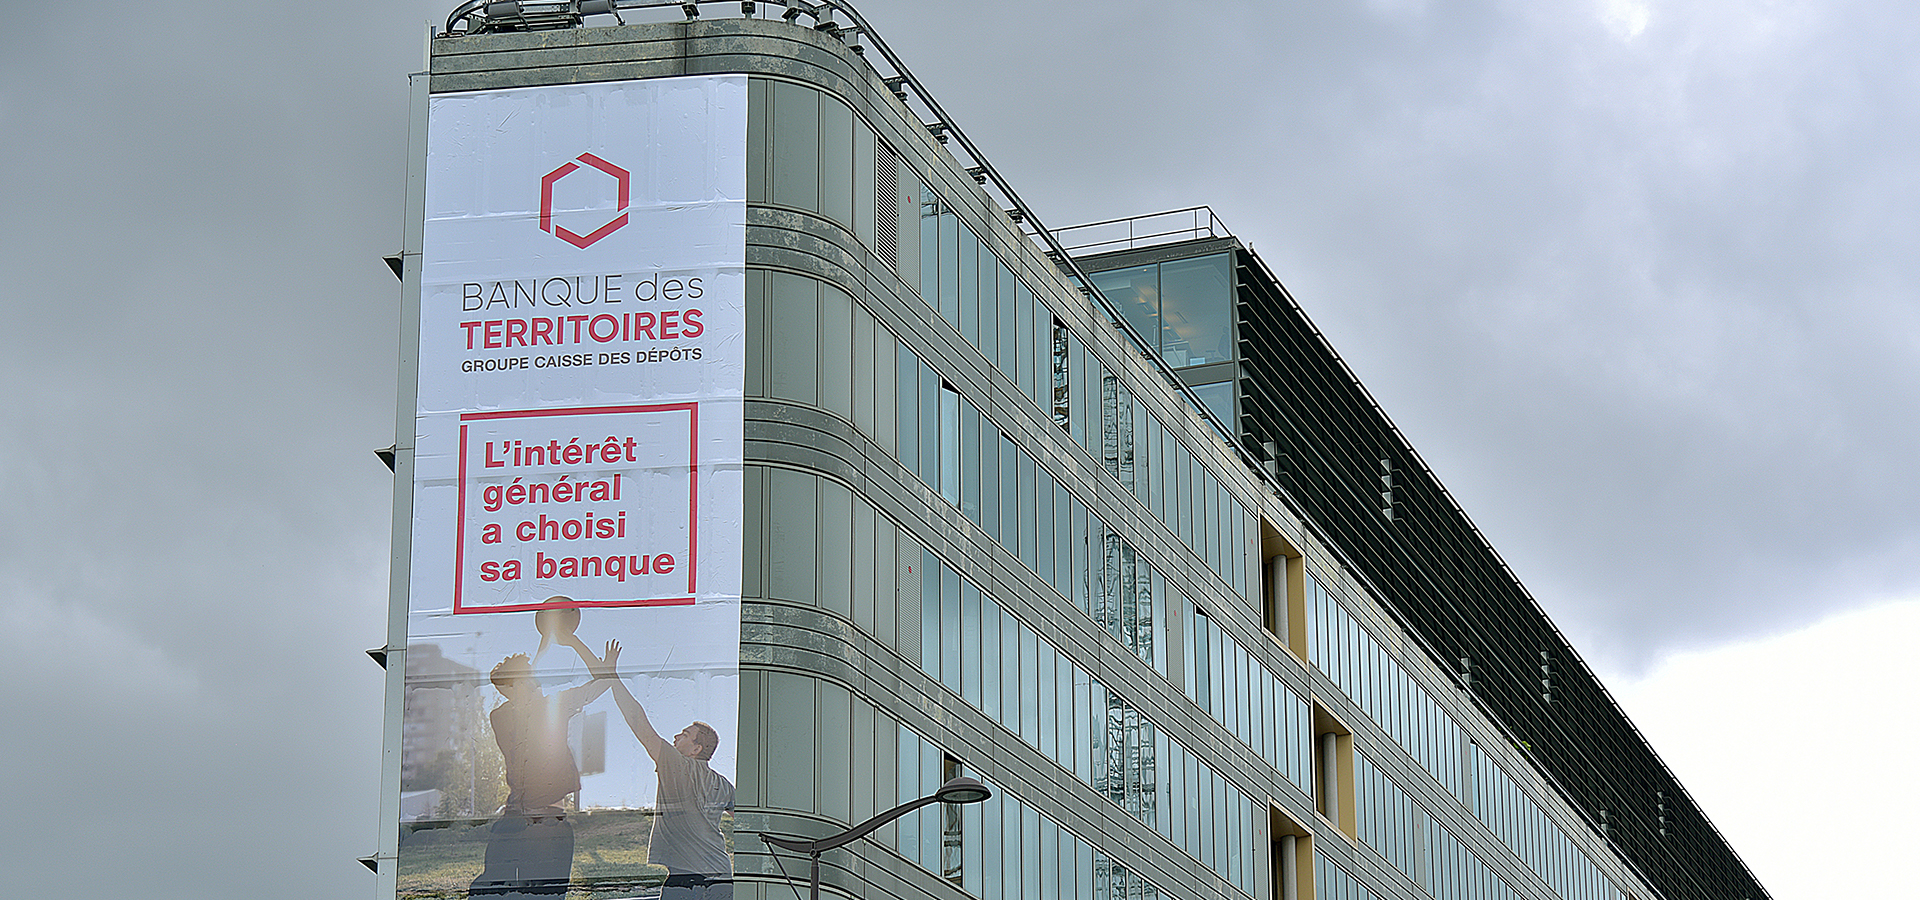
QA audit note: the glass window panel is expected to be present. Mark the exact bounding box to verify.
[1014,276,1035,399]
[1089,263,1159,357]
[746,78,768,204]
[982,776,1003,895]
[744,269,766,398]
[920,360,939,487]
[872,515,896,649]
[1020,624,1040,747]
[1191,604,1210,714]
[1088,680,1105,798]
[962,398,982,525]
[938,208,960,325]
[1210,614,1227,721]
[961,579,981,707]
[1039,816,1060,900]
[980,595,1001,720]
[1023,798,1043,899]
[922,549,941,680]
[1018,450,1039,573]
[1056,655,1074,771]
[853,116,874,249]
[962,792,983,891]
[1099,371,1115,482]
[1128,389,1144,501]
[1034,469,1054,584]
[896,342,918,474]
[1051,319,1070,429]
[1158,253,1233,367]
[1068,335,1087,449]
[1083,672,1102,788]
[960,225,979,346]
[1175,440,1193,550]
[941,562,961,694]
[1002,607,1022,736]
[1084,345,1102,457]
[765,673,815,811]
[851,495,875,633]
[1029,283,1049,410]
[1003,800,1024,900]
[1071,499,1090,615]
[896,724,919,856]
[769,272,819,406]
[768,468,817,605]
[999,432,1018,554]
[1078,837,1093,900]
[815,680,851,822]
[940,384,960,505]
[1053,480,1071,599]
[919,194,940,306]
[1150,561,1166,675]
[819,283,854,418]
[873,322,896,456]
[852,303,875,435]
[770,81,818,210]
[920,741,942,868]
[898,174,921,288]
[1038,640,1058,763]
[818,479,853,617]
[743,464,764,599]
[820,93,853,228]
[981,419,1000,541]
[1205,475,1222,584]
[992,262,1011,376]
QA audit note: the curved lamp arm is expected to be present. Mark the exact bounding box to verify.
[760,776,992,854]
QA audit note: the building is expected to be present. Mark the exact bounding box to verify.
[376,4,1771,900]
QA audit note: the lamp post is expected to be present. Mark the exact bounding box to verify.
[760,776,993,900]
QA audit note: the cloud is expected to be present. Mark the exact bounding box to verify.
[1,1,1914,896]
[871,2,1920,677]
[1610,599,1920,899]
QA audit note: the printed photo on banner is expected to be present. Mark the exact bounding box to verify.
[398,74,747,900]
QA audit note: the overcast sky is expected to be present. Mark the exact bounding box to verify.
[0,1,1910,898]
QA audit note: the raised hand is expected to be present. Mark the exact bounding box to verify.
[594,639,622,679]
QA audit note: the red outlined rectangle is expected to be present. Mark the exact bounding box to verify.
[453,403,699,614]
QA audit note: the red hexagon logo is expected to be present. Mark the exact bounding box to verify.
[539,152,630,248]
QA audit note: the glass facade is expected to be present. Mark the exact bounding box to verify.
[733,70,1640,900]
[410,16,1751,900]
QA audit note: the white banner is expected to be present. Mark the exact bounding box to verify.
[401,75,746,899]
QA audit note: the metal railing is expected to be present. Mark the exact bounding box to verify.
[1052,206,1229,255]
[447,0,860,38]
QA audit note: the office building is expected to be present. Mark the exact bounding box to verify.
[377,4,1771,900]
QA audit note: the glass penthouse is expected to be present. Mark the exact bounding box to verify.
[382,4,1770,900]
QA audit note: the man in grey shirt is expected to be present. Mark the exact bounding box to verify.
[590,639,735,899]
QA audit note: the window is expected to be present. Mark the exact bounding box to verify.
[940,754,964,886]
[1312,703,1356,840]
[1051,317,1070,428]
[936,383,960,504]
[1260,519,1309,661]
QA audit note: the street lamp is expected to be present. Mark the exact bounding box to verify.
[760,776,993,900]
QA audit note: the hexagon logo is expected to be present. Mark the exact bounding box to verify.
[539,152,630,248]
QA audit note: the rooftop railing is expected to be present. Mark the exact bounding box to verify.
[1052,206,1230,255]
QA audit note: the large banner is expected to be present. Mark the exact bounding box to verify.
[400,75,746,899]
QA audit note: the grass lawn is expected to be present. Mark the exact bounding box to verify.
[399,809,715,899]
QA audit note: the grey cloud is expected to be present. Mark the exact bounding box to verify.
[2,2,1915,896]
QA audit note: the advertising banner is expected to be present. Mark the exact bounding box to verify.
[400,75,746,899]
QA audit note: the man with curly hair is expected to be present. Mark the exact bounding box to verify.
[469,640,612,897]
